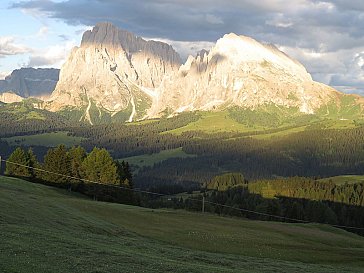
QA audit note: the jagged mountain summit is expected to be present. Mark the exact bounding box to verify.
[47,22,181,123]
[0,68,59,98]
[47,22,361,123]
[149,33,341,116]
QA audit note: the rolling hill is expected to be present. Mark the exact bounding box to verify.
[1,176,364,273]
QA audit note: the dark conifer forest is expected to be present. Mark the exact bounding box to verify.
[2,109,364,234]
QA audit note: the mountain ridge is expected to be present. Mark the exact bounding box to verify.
[39,22,364,123]
[0,68,59,98]
[149,32,345,117]
[47,22,181,123]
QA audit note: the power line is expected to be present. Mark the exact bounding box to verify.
[0,158,165,196]
[1,158,364,231]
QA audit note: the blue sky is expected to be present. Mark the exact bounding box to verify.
[1,0,364,95]
[0,0,86,79]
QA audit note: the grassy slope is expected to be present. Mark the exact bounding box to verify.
[165,111,257,135]
[318,175,364,185]
[1,176,364,273]
[162,110,358,139]
[3,131,84,147]
[120,147,196,168]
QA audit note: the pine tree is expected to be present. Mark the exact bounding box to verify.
[68,146,86,187]
[27,148,40,179]
[5,147,32,178]
[117,160,133,188]
[82,147,119,184]
[43,144,71,185]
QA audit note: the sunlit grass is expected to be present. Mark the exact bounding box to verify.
[3,131,84,147]
[120,147,196,168]
[1,176,363,272]
[164,111,259,135]
[318,175,364,185]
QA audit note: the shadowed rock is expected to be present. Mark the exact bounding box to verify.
[0,68,59,98]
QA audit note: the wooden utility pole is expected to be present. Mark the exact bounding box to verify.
[202,195,205,213]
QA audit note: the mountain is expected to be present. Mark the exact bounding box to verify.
[47,22,181,123]
[0,68,59,98]
[47,22,363,123]
[0,92,23,104]
[149,33,346,116]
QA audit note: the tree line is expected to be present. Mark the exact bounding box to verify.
[248,176,364,207]
[3,108,364,190]
[5,145,134,204]
[141,175,364,235]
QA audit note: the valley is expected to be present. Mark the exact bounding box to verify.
[1,17,364,273]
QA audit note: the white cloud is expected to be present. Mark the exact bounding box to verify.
[37,26,49,38]
[0,36,31,57]
[9,0,364,93]
[266,14,294,28]
[0,71,10,80]
[279,45,364,93]
[146,37,215,60]
[27,40,76,68]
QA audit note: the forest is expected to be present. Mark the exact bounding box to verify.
[142,174,364,234]
[2,109,364,190]
[4,146,134,204]
[3,142,364,234]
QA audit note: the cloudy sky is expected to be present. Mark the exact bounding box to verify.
[1,0,364,94]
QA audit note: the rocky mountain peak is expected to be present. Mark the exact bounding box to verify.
[148,32,339,116]
[48,22,182,122]
[81,22,181,65]
[213,33,311,82]
[0,68,59,98]
[47,25,346,123]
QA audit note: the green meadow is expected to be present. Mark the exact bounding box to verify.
[318,175,364,185]
[3,131,84,147]
[120,147,196,168]
[1,176,364,273]
[165,111,256,135]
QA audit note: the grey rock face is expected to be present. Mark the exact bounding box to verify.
[0,68,59,98]
[0,92,23,104]
[81,22,181,66]
[149,33,342,117]
[48,22,181,123]
[48,23,357,123]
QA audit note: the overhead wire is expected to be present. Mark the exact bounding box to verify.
[1,158,364,230]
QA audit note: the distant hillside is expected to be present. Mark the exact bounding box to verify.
[0,68,59,98]
[1,176,363,273]
[206,172,247,191]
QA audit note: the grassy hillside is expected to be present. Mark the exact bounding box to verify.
[165,111,256,135]
[162,108,359,139]
[318,175,364,185]
[120,148,196,169]
[1,176,364,273]
[3,131,84,147]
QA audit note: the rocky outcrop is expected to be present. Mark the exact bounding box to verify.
[149,33,341,116]
[0,68,59,98]
[47,23,353,123]
[0,92,24,104]
[48,22,181,122]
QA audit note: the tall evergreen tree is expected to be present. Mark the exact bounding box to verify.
[82,147,119,184]
[5,147,31,177]
[68,146,86,182]
[117,160,133,188]
[27,148,40,179]
[43,144,71,185]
